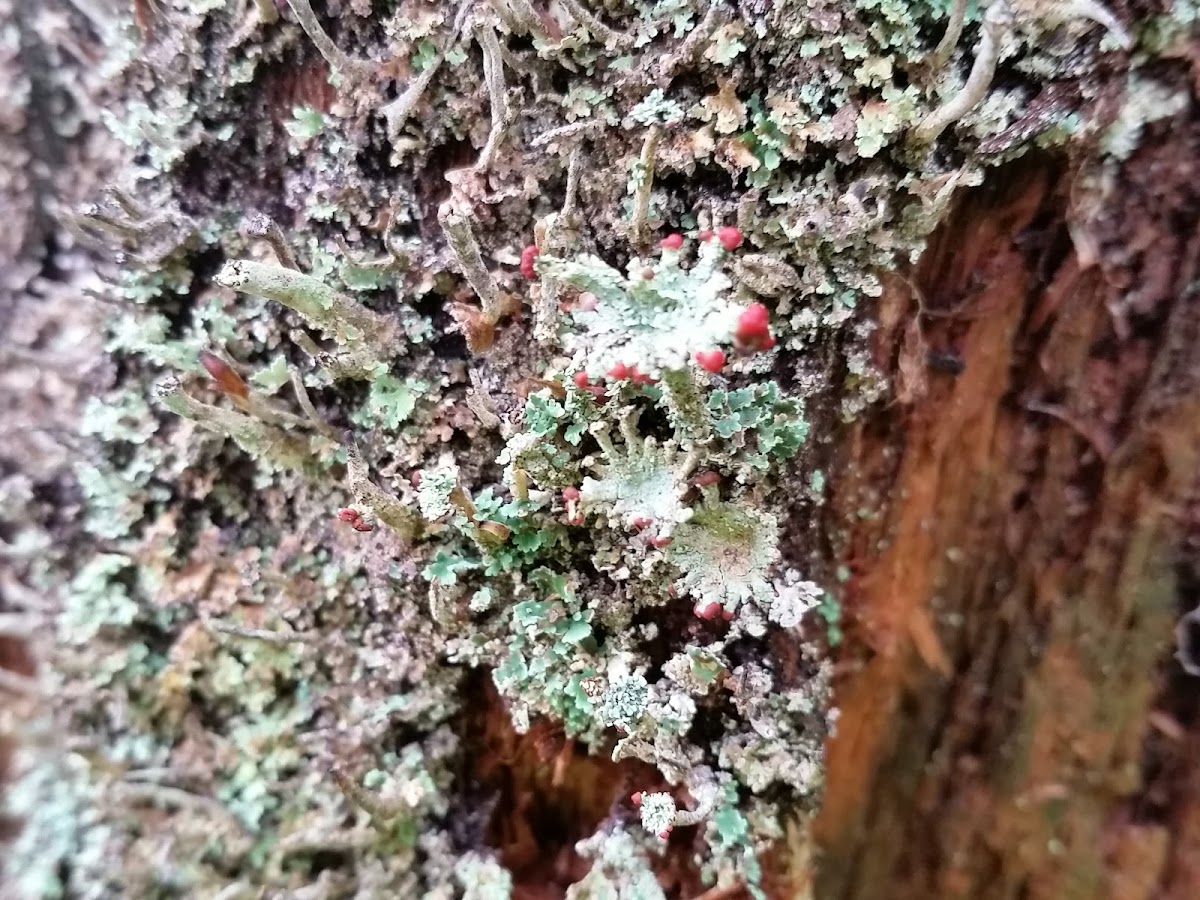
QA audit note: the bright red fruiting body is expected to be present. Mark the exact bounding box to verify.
[695,601,721,620]
[567,512,585,526]
[631,792,643,805]
[577,291,599,312]
[693,470,720,487]
[630,516,652,530]
[648,536,672,549]
[573,370,591,389]
[660,233,684,250]
[658,828,672,839]
[338,508,374,532]
[520,244,540,279]
[562,486,580,501]
[698,229,713,241]
[737,303,770,339]
[722,609,734,621]
[734,302,776,352]
[607,362,629,380]
[629,366,656,386]
[694,349,726,374]
[716,225,743,251]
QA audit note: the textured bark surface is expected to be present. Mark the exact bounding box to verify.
[815,119,1200,899]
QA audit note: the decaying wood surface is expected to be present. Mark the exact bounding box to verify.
[815,111,1200,900]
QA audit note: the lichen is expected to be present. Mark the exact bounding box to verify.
[9,0,1168,894]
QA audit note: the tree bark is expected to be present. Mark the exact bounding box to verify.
[817,134,1200,899]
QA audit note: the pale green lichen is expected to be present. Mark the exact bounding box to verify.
[215,259,397,363]
[598,674,650,731]
[538,237,743,377]
[580,409,695,534]
[666,496,779,613]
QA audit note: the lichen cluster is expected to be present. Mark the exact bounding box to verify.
[4,0,1193,897]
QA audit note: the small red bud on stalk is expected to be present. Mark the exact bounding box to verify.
[660,233,683,250]
[629,366,656,385]
[648,536,672,549]
[520,244,540,279]
[641,266,655,280]
[573,370,591,389]
[695,601,721,620]
[562,486,584,525]
[631,792,643,806]
[698,229,713,241]
[630,516,652,530]
[410,471,422,487]
[658,827,673,840]
[694,349,726,374]
[716,226,743,251]
[337,508,374,533]
[199,350,250,404]
[722,609,734,621]
[607,362,629,381]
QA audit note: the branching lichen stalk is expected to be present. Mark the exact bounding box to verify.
[154,376,313,471]
[383,59,445,139]
[912,0,1013,145]
[560,0,635,50]
[345,443,420,539]
[930,0,967,69]
[243,212,299,270]
[630,125,662,245]
[438,200,502,321]
[1066,0,1132,49]
[659,2,729,82]
[284,0,377,81]
[474,22,511,171]
[216,259,395,355]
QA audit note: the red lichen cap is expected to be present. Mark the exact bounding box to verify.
[520,244,540,279]
[716,225,743,251]
[694,349,726,374]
